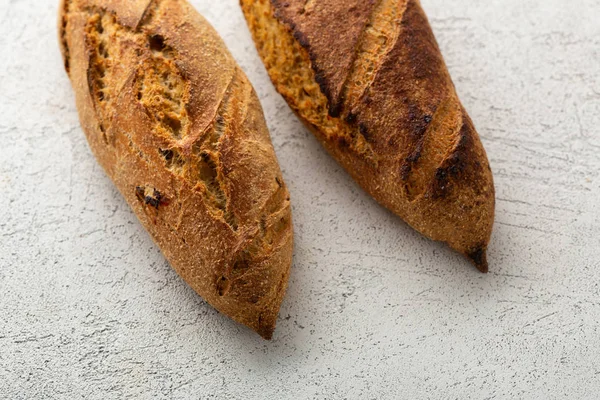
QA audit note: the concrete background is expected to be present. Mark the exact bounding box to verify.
[1,0,599,398]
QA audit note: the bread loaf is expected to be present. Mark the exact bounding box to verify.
[241,0,495,271]
[59,0,293,339]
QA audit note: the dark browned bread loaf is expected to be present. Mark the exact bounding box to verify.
[60,0,293,339]
[241,0,495,271]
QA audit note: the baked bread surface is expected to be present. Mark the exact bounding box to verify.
[241,0,495,271]
[60,0,293,339]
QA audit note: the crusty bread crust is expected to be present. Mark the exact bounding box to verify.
[241,0,495,271]
[59,0,293,339]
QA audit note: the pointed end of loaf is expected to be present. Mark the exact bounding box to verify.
[255,309,278,340]
[467,247,489,273]
[257,326,274,341]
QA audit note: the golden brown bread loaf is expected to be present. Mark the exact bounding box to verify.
[59,0,293,339]
[241,0,495,271]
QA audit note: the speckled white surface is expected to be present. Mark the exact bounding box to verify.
[1,0,599,398]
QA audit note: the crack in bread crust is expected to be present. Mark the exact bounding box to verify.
[79,4,243,230]
[341,0,408,113]
[242,0,378,165]
[402,95,463,201]
[270,0,375,115]
[138,0,160,29]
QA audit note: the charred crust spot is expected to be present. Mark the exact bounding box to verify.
[256,312,274,340]
[400,163,412,180]
[433,165,454,198]
[467,246,488,273]
[136,186,164,209]
[469,247,485,265]
[406,148,422,164]
[216,276,231,296]
[345,112,357,124]
[408,105,429,139]
[290,24,309,47]
[145,197,160,209]
[431,128,472,198]
[135,186,145,199]
[328,101,342,119]
[146,189,162,209]
[435,167,449,181]
[313,68,337,115]
[337,136,349,148]
[433,163,456,198]
[275,177,283,188]
[358,123,371,141]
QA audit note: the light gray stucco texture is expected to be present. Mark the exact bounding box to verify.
[1,0,599,398]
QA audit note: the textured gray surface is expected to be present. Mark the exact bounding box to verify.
[1,0,599,398]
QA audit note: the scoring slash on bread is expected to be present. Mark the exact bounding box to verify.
[241,0,495,272]
[59,0,293,339]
